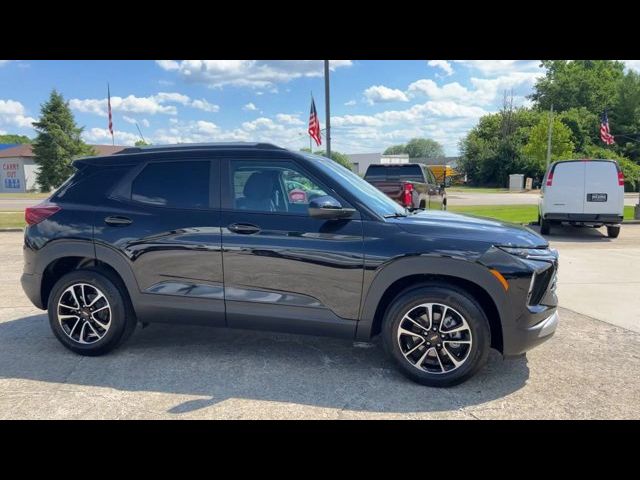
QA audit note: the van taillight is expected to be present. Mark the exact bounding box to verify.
[618,171,625,186]
[402,183,414,206]
[25,203,61,226]
[546,172,554,187]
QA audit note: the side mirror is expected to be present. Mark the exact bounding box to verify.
[308,195,355,220]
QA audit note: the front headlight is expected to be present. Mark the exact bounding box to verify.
[498,246,558,261]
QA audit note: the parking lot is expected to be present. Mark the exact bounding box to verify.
[1,226,639,419]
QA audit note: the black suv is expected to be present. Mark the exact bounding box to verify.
[21,143,559,387]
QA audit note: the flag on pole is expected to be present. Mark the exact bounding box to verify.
[107,84,114,141]
[600,111,615,145]
[308,96,322,146]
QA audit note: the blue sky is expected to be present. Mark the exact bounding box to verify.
[2,60,639,155]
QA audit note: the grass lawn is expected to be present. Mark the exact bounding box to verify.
[0,212,25,229]
[0,192,49,199]
[448,204,636,224]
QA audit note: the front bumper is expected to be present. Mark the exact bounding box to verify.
[503,309,559,357]
[21,273,44,309]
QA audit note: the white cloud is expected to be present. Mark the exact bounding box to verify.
[623,60,640,72]
[70,92,220,116]
[83,127,140,146]
[156,60,353,88]
[243,102,257,111]
[363,85,409,105]
[344,100,356,106]
[0,99,36,128]
[408,70,542,106]
[0,61,10,67]
[428,60,453,76]
[275,114,304,126]
[122,116,151,128]
[190,98,220,112]
[332,115,384,127]
[452,60,540,75]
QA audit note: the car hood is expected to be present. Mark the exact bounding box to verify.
[390,210,548,248]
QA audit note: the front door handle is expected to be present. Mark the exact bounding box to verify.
[105,215,133,226]
[228,223,260,234]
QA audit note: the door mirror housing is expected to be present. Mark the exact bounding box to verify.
[308,195,355,220]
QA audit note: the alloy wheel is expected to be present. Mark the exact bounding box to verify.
[396,302,472,374]
[57,283,112,344]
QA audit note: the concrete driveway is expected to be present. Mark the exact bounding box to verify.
[1,230,639,419]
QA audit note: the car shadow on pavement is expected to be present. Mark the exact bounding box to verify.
[529,224,614,243]
[0,313,530,415]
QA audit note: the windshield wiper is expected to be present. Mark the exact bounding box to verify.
[383,212,407,218]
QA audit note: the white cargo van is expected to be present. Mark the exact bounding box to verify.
[538,159,624,237]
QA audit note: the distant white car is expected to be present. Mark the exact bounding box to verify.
[538,159,624,238]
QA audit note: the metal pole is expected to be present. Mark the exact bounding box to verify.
[324,60,331,159]
[546,104,554,168]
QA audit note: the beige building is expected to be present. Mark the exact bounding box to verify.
[0,144,125,193]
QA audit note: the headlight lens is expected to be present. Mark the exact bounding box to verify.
[498,246,557,260]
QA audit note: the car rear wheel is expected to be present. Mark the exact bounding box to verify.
[47,269,136,356]
[382,285,491,387]
[540,216,551,235]
[606,225,620,238]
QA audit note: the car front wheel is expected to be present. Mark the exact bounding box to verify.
[382,285,491,387]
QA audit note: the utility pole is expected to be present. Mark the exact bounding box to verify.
[324,60,331,159]
[546,104,554,168]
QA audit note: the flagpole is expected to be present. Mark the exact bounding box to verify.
[108,83,114,146]
[324,60,331,159]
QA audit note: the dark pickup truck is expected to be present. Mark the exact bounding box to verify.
[364,163,446,210]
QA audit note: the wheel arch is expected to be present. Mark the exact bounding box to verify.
[356,257,507,353]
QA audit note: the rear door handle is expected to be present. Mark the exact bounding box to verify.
[105,215,133,226]
[228,223,260,234]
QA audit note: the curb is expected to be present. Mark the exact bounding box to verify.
[0,228,24,232]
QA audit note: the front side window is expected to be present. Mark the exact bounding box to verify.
[230,161,328,214]
[131,161,210,209]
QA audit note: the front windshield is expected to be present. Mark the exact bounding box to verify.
[305,154,406,217]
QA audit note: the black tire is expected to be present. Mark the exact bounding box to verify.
[607,225,621,238]
[540,217,551,235]
[382,284,491,387]
[47,269,136,356]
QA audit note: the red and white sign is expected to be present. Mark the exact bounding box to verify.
[289,188,307,203]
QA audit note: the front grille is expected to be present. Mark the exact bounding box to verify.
[528,264,556,306]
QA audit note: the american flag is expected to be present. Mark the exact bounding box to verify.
[308,96,322,146]
[107,84,114,138]
[600,111,615,145]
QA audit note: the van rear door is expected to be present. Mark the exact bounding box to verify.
[583,160,623,215]
[545,161,585,214]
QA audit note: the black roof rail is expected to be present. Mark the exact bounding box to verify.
[114,142,285,155]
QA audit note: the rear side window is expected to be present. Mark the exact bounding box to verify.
[53,165,132,203]
[131,161,210,209]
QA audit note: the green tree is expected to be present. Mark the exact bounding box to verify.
[458,108,543,186]
[383,144,406,155]
[314,149,352,170]
[135,140,150,146]
[557,107,599,153]
[0,134,31,144]
[404,137,445,159]
[610,70,640,162]
[31,89,94,192]
[529,60,625,113]
[522,116,575,172]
